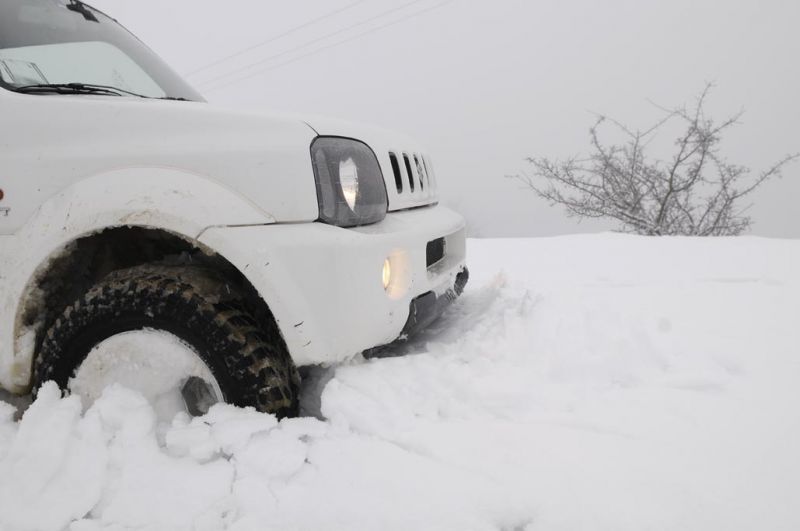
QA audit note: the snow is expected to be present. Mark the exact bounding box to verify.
[0,234,799,531]
[71,329,223,421]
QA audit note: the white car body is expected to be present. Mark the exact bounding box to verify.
[0,89,467,394]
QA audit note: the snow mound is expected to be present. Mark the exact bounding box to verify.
[0,234,798,531]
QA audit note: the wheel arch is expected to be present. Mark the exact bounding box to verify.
[1,167,288,393]
[12,225,289,393]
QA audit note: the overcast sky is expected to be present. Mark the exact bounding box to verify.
[93,0,800,238]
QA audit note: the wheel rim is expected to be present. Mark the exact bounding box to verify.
[69,328,223,422]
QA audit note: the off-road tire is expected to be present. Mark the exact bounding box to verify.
[33,264,299,417]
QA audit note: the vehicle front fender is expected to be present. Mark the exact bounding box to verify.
[0,166,274,392]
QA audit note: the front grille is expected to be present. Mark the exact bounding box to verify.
[389,150,434,197]
[426,237,446,268]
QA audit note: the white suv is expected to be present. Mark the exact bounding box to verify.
[0,0,467,418]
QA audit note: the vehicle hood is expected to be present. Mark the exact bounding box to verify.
[2,90,436,224]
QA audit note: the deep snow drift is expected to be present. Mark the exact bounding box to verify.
[0,234,798,531]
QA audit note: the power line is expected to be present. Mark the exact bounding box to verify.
[197,0,430,88]
[203,0,453,93]
[184,0,368,77]
[196,0,432,89]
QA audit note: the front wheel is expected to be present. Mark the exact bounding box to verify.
[33,264,299,419]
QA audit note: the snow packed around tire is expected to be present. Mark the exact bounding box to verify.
[0,235,798,531]
[34,264,299,418]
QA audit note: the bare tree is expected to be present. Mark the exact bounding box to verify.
[513,85,798,236]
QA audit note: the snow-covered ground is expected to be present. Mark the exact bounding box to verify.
[0,234,798,531]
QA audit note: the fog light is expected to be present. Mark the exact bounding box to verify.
[382,258,392,290]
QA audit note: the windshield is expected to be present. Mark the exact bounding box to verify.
[0,0,203,101]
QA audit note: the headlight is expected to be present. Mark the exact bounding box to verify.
[311,137,388,227]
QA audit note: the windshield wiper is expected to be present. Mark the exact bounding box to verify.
[13,83,145,98]
[14,83,191,101]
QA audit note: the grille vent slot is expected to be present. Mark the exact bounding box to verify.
[413,155,425,190]
[389,153,403,193]
[402,153,415,193]
[422,156,432,188]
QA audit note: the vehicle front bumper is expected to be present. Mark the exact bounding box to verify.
[397,267,469,338]
[198,205,467,366]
